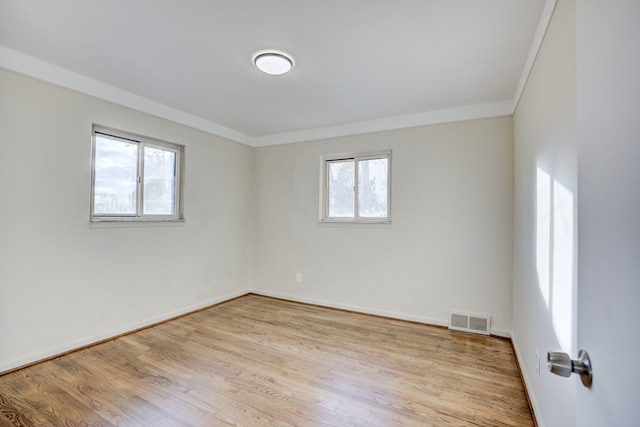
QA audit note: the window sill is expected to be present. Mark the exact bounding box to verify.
[90,218,185,228]
[318,219,391,229]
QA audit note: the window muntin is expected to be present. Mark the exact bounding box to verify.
[322,151,391,223]
[91,126,184,221]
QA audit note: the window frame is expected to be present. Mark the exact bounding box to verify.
[320,150,392,224]
[90,125,185,222]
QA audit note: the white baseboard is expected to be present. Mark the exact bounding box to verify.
[491,328,512,338]
[251,289,511,338]
[511,333,544,427]
[0,289,250,374]
[252,289,446,328]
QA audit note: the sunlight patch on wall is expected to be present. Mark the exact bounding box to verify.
[552,180,574,353]
[536,166,575,353]
[536,168,551,307]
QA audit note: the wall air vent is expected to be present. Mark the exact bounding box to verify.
[448,311,491,335]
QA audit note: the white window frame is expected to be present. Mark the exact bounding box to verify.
[320,150,392,224]
[90,125,185,222]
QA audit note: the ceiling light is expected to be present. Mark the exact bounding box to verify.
[254,52,294,75]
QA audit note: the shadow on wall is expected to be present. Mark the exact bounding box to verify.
[536,165,576,355]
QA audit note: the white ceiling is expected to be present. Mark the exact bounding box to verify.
[0,0,552,146]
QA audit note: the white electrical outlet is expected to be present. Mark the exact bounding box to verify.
[536,351,540,376]
[295,272,302,283]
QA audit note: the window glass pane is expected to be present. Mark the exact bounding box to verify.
[143,146,176,215]
[93,135,138,215]
[328,160,355,218]
[358,158,388,218]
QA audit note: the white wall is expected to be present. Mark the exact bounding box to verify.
[0,69,253,372]
[512,0,577,426]
[252,117,514,334]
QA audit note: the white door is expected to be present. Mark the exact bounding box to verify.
[576,0,640,425]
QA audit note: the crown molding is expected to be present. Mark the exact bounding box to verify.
[0,46,252,145]
[513,0,559,111]
[250,100,515,147]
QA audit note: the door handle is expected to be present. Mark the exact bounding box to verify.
[547,349,592,388]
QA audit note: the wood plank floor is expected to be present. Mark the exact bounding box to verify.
[0,295,533,426]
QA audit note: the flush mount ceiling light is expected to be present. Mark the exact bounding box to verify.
[254,51,294,75]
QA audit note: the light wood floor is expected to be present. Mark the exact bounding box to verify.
[0,295,533,426]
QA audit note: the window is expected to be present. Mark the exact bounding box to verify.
[321,151,391,223]
[91,126,184,222]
